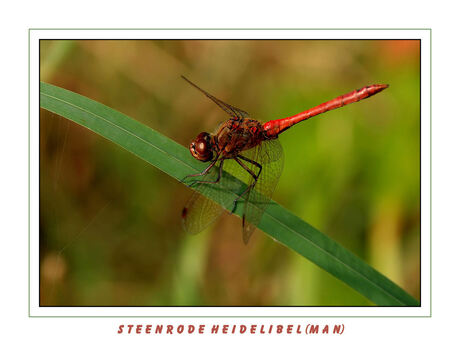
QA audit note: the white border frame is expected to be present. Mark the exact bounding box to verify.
[29,29,431,317]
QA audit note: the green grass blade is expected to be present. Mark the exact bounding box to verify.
[39,82,419,307]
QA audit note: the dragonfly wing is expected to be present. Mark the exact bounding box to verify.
[225,139,284,244]
[242,139,284,243]
[242,216,257,245]
[182,162,229,235]
[182,190,224,235]
[182,76,249,118]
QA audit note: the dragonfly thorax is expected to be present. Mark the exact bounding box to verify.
[213,118,265,159]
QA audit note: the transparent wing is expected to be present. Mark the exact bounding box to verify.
[181,164,225,235]
[242,139,284,244]
[224,139,284,244]
[182,76,249,119]
[182,190,224,235]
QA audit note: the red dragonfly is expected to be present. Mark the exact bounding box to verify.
[181,76,388,244]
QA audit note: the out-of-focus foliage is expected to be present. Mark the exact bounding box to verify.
[39,40,420,306]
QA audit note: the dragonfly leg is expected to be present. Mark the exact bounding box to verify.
[185,158,218,178]
[181,155,219,185]
[231,155,262,213]
[186,160,224,187]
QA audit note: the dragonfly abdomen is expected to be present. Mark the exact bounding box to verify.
[263,84,389,138]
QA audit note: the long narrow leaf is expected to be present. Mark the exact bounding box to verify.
[39,82,419,307]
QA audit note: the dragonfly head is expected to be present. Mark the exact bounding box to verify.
[189,132,214,162]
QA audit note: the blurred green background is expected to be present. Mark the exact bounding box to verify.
[39,39,420,306]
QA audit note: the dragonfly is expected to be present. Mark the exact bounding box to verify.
[181,76,388,244]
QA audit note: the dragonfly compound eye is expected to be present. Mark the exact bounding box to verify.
[189,132,213,162]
